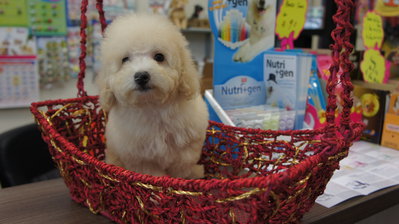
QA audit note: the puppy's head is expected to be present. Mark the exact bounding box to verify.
[170,0,187,9]
[97,13,199,110]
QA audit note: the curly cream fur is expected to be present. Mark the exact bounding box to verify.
[97,14,209,178]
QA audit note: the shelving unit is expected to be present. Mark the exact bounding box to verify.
[181,28,213,61]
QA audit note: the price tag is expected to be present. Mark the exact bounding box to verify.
[362,11,384,49]
[275,0,308,39]
[360,49,387,83]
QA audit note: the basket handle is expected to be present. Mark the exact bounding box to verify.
[77,0,108,97]
[325,0,355,139]
[78,0,355,137]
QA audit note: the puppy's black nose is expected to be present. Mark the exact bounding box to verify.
[259,0,265,7]
[134,71,150,87]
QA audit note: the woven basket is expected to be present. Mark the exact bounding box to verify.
[31,0,364,223]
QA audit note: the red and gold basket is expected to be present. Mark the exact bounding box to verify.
[30,0,364,223]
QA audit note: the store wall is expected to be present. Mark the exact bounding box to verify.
[0,0,212,134]
[0,72,98,134]
[135,0,208,20]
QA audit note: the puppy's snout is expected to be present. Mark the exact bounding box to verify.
[134,71,151,87]
[259,0,265,7]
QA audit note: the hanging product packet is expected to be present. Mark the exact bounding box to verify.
[208,0,277,110]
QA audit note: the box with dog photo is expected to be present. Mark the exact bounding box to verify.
[264,50,313,130]
[208,0,277,110]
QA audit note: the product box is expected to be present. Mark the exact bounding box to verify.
[381,92,399,150]
[208,0,276,110]
[353,82,392,144]
[205,89,296,131]
[204,90,235,126]
[264,50,313,129]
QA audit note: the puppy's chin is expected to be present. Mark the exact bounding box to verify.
[123,86,175,107]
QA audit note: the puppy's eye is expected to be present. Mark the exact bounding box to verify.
[122,57,130,64]
[153,53,165,62]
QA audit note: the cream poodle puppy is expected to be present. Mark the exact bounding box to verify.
[96,14,209,179]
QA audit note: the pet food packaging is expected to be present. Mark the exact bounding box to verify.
[205,89,296,130]
[208,0,276,110]
[264,50,313,129]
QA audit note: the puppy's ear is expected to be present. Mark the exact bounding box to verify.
[96,71,116,112]
[178,47,200,100]
[99,87,116,112]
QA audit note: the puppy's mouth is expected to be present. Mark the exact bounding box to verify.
[135,85,153,92]
[257,5,270,14]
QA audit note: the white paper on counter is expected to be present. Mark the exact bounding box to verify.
[316,141,399,208]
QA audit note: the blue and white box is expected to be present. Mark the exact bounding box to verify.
[208,0,277,110]
[264,50,313,129]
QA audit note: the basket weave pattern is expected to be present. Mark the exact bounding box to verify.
[32,98,348,223]
[31,0,364,223]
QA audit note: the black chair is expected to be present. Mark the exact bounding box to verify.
[0,124,59,188]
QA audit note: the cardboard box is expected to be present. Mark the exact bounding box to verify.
[204,90,297,130]
[204,89,235,126]
[381,92,399,150]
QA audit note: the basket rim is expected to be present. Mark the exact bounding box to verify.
[30,96,352,192]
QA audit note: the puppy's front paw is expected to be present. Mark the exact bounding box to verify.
[189,165,205,179]
[105,148,124,168]
[233,49,245,62]
[240,53,254,62]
